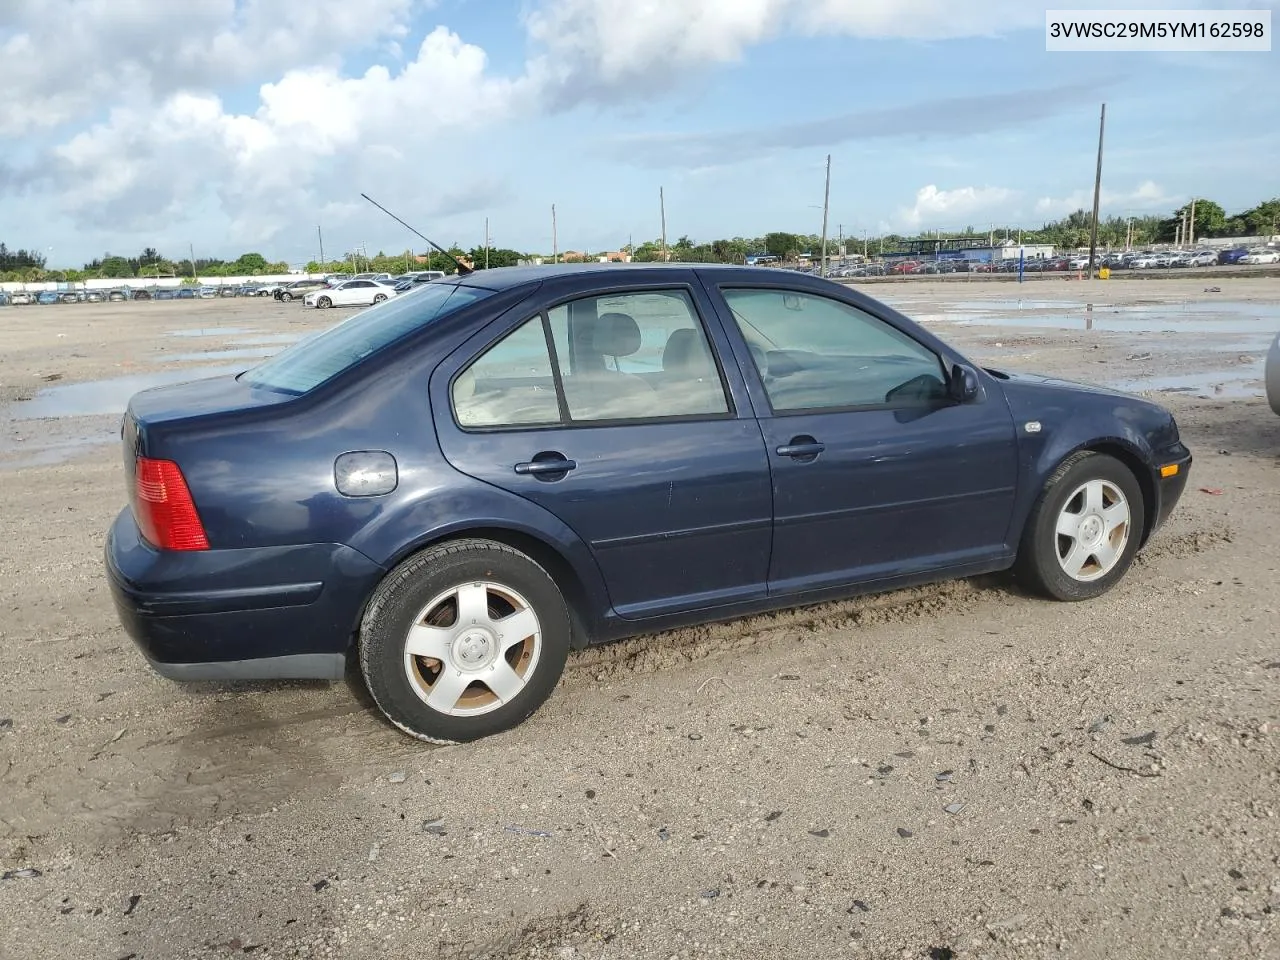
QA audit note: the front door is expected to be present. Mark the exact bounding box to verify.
[705,283,1019,596]
[432,280,773,620]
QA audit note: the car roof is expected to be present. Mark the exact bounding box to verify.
[452,261,779,292]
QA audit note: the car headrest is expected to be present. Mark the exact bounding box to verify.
[662,328,706,372]
[593,312,642,358]
[454,367,476,400]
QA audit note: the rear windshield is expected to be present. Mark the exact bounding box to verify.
[240,282,494,395]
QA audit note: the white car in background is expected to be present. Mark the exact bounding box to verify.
[1241,249,1280,265]
[303,278,399,309]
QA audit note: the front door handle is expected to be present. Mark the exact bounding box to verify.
[514,455,577,477]
[776,438,825,460]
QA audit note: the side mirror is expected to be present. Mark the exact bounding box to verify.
[949,363,980,403]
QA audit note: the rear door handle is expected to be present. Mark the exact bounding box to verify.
[776,442,825,459]
[514,457,577,476]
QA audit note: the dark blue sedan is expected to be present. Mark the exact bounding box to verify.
[104,265,1192,743]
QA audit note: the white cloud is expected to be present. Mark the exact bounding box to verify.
[1034,180,1173,217]
[40,27,526,247]
[519,0,1195,104]
[893,184,1018,231]
[0,0,423,135]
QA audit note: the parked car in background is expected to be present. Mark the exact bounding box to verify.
[133,289,153,301]
[154,289,176,300]
[352,272,393,282]
[0,291,9,306]
[275,278,331,301]
[36,291,59,304]
[1218,247,1252,265]
[108,289,129,301]
[303,278,398,308]
[104,263,1193,744]
[1241,249,1280,265]
[175,288,196,300]
[10,291,33,305]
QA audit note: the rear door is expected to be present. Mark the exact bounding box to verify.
[431,275,773,620]
[701,279,1019,596]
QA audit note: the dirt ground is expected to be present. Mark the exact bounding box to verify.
[1,276,1278,960]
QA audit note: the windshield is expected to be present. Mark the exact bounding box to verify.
[240,281,494,394]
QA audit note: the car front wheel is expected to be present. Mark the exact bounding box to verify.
[1014,451,1145,602]
[359,539,572,743]
[316,296,331,309]
[281,292,293,301]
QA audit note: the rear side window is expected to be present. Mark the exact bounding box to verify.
[242,282,494,394]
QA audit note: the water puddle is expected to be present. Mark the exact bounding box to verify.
[891,297,1280,334]
[6,364,248,420]
[230,333,303,345]
[1106,370,1262,399]
[0,421,121,471]
[949,309,1279,335]
[167,326,254,338]
[149,346,279,363]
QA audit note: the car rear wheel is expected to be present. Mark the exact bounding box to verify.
[1014,451,1145,602]
[316,296,331,309]
[359,539,572,743]
[373,293,388,303]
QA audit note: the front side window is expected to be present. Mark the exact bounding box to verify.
[242,282,494,395]
[452,288,730,429]
[721,287,949,412]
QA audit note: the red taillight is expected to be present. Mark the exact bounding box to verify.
[133,457,210,551]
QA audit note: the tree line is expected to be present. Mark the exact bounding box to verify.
[4,195,1275,282]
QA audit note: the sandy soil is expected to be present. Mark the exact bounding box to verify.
[1,277,1278,960]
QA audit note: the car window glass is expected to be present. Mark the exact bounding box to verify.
[242,282,493,395]
[545,289,729,421]
[721,288,948,411]
[453,317,561,428]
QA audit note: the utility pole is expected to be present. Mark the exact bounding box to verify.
[819,153,831,277]
[189,242,197,281]
[1087,102,1105,279]
[484,217,490,270]
[551,204,558,263]
[1188,197,1197,246]
[317,225,326,272]
[660,187,668,263]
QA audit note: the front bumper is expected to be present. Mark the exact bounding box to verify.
[1153,445,1193,535]
[104,507,385,682]
[1265,331,1280,417]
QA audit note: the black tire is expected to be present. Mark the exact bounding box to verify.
[359,539,571,743]
[281,292,293,301]
[317,297,331,309]
[1014,451,1145,602]
[373,293,387,303]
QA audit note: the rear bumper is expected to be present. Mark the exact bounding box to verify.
[104,507,385,681]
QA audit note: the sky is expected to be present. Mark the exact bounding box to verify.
[2,0,1277,268]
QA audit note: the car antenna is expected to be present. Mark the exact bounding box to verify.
[360,192,473,275]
